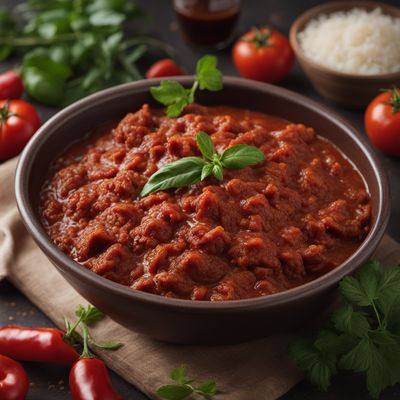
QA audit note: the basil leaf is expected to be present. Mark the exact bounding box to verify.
[196,55,223,91]
[89,10,126,26]
[166,98,189,118]
[212,164,223,181]
[201,163,214,181]
[150,81,187,105]
[140,157,205,197]
[196,131,215,161]
[23,51,72,80]
[157,384,193,400]
[220,144,265,169]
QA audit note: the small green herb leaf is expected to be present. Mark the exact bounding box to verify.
[157,385,193,400]
[212,164,223,181]
[150,55,223,118]
[170,366,188,385]
[196,131,215,161]
[201,163,214,181]
[221,144,265,169]
[332,303,370,338]
[196,55,223,91]
[75,304,104,325]
[94,340,124,350]
[195,381,217,396]
[140,157,206,197]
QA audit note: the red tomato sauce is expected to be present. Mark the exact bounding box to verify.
[40,105,371,300]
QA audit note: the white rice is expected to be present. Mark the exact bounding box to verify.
[298,7,400,75]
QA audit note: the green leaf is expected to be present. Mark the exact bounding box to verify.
[220,144,265,169]
[140,157,205,197]
[94,340,123,350]
[23,51,71,80]
[75,304,104,324]
[150,81,188,106]
[359,260,380,301]
[157,385,193,400]
[89,10,126,26]
[332,303,370,338]
[212,164,223,181]
[314,329,354,355]
[339,276,370,307]
[196,55,223,91]
[166,99,189,118]
[23,67,65,106]
[289,338,336,391]
[196,131,215,161]
[201,163,214,181]
[170,366,187,385]
[340,337,373,372]
[195,381,217,396]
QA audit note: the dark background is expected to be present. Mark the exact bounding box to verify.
[1,0,399,398]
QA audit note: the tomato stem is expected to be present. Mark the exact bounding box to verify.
[0,100,15,124]
[382,87,400,114]
[244,27,273,48]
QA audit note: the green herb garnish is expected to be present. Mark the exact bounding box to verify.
[157,366,217,400]
[150,55,223,117]
[0,1,172,106]
[289,260,400,399]
[64,304,123,351]
[140,131,265,197]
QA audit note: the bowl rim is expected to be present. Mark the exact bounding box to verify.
[15,76,390,312]
[289,0,400,80]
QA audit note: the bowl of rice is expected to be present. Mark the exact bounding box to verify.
[289,1,400,108]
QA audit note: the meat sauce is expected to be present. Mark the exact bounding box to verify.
[40,105,371,301]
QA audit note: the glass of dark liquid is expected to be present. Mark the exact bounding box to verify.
[173,0,241,50]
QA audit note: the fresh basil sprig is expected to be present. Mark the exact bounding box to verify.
[140,131,265,197]
[150,55,223,117]
[157,366,217,400]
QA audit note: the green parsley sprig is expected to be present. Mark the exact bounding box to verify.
[150,55,223,117]
[157,366,217,400]
[140,131,265,197]
[289,260,400,399]
[64,304,123,351]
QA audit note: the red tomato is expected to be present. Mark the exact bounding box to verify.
[0,100,41,161]
[232,27,294,83]
[0,355,29,400]
[0,70,24,99]
[365,88,400,156]
[146,59,185,79]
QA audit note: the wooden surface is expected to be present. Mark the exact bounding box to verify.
[1,0,400,399]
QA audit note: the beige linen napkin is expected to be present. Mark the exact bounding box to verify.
[1,157,400,400]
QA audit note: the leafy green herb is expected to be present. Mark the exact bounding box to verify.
[64,304,123,351]
[289,260,400,399]
[157,366,217,400]
[0,1,172,106]
[150,55,222,117]
[140,131,265,196]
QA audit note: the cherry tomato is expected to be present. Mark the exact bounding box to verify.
[365,88,400,156]
[0,71,24,99]
[0,355,29,400]
[232,27,294,83]
[146,59,185,79]
[0,99,41,161]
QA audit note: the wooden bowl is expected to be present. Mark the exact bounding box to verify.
[290,1,400,108]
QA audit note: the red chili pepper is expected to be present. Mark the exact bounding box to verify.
[69,325,122,400]
[0,326,79,365]
[0,355,29,400]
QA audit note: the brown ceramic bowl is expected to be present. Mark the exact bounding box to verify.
[15,77,389,344]
[290,1,400,108]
